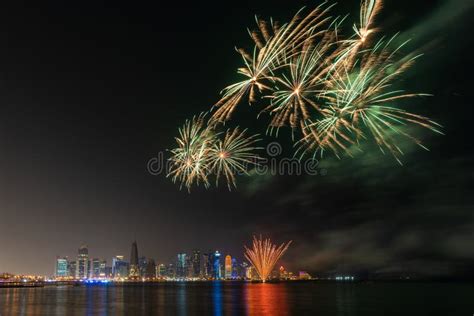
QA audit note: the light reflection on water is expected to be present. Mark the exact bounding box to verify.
[0,282,472,315]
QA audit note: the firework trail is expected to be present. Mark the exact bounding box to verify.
[244,236,292,282]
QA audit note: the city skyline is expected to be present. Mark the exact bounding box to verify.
[48,240,298,282]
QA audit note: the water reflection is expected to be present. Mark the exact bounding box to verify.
[244,283,289,315]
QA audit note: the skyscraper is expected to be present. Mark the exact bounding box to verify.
[203,252,212,279]
[129,241,140,278]
[212,251,222,280]
[112,256,128,278]
[157,264,166,278]
[55,257,68,278]
[138,256,147,277]
[99,260,107,278]
[176,253,187,279]
[191,250,201,277]
[145,258,156,279]
[91,258,101,279]
[76,245,89,279]
[225,255,232,279]
[231,258,238,279]
[68,260,77,279]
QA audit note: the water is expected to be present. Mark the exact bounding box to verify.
[0,282,472,315]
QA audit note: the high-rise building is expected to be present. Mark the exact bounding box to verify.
[212,251,222,280]
[99,260,107,278]
[76,245,89,279]
[55,257,68,278]
[176,253,187,278]
[191,250,201,277]
[138,256,147,277]
[129,241,140,278]
[91,258,101,279]
[225,255,232,279]
[167,263,175,278]
[231,258,239,279]
[203,252,212,279]
[157,264,166,278]
[68,260,77,279]
[112,256,129,278]
[145,259,156,279]
[240,262,249,279]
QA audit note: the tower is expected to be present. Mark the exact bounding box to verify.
[76,245,89,279]
[225,255,232,279]
[129,241,140,278]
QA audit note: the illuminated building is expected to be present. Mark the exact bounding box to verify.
[112,256,128,278]
[157,264,166,278]
[203,252,212,278]
[91,258,101,278]
[231,258,238,279]
[191,250,201,277]
[240,262,249,279]
[129,241,140,278]
[176,253,187,278]
[211,251,222,279]
[68,260,76,278]
[55,257,68,278]
[76,245,89,279]
[298,271,312,280]
[167,263,175,278]
[139,256,147,277]
[225,255,232,279]
[99,260,107,278]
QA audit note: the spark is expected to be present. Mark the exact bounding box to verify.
[244,236,292,282]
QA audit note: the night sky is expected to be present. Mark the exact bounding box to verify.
[0,0,473,277]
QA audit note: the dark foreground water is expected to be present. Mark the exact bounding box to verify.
[0,282,473,315]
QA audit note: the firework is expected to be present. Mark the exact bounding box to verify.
[244,236,292,282]
[168,115,261,190]
[167,114,214,191]
[211,2,335,123]
[169,0,442,192]
[209,128,261,189]
[297,36,443,162]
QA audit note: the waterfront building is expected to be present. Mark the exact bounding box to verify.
[231,258,239,279]
[112,256,129,278]
[240,262,249,279]
[76,245,89,279]
[203,252,212,278]
[157,264,166,278]
[191,250,201,277]
[212,251,222,279]
[167,263,175,278]
[99,260,107,278]
[91,258,101,278]
[145,258,156,279]
[129,241,140,278]
[68,260,77,278]
[55,257,68,278]
[176,253,187,278]
[139,256,147,277]
[225,255,232,279]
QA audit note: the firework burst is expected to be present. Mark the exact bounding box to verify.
[244,236,292,282]
[297,36,443,162]
[168,115,261,191]
[211,2,335,123]
[210,128,261,189]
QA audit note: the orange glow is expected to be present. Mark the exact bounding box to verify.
[245,283,289,315]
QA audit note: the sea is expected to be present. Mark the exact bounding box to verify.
[0,281,472,315]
